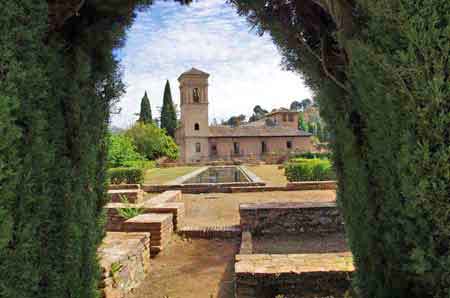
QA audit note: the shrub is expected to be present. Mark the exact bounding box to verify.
[291,151,331,160]
[107,167,144,185]
[285,158,336,182]
[116,195,144,219]
[125,122,179,160]
[122,159,155,170]
[107,133,145,168]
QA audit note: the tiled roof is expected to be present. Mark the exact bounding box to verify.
[266,108,298,116]
[209,125,311,138]
[178,67,209,79]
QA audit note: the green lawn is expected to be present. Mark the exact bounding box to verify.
[247,164,288,186]
[144,166,200,184]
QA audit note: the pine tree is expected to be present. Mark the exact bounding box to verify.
[160,80,177,137]
[138,91,152,124]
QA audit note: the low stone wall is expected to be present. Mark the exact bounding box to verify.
[178,225,241,239]
[286,180,337,190]
[240,202,344,235]
[104,203,129,231]
[98,232,150,298]
[142,182,265,194]
[107,189,144,204]
[105,191,183,232]
[108,184,141,190]
[235,253,353,298]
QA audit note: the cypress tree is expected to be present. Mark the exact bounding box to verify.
[234,0,450,296]
[138,91,152,124]
[160,80,177,137]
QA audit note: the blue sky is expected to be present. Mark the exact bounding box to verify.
[111,0,312,128]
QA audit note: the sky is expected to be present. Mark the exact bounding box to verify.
[111,0,313,128]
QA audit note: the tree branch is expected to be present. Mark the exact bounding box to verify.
[296,34,349,93]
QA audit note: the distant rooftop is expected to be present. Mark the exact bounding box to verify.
[266,108,298,116]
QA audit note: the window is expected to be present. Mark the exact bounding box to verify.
[193,88,200,103]
[261,141,267,154]
[233,142,240,155]
[287,141,292,149]
[282,114,287,121]
[211,144,217,155]
[288,114,294,122]
[194,123,200,131]
[195,143,201,153]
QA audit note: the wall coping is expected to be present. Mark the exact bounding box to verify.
[240,201,337,210]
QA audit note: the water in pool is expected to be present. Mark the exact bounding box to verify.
[184,167,250,184]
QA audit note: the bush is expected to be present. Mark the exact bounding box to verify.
[125,122,179,160]
[285,158,336,182]
[108,134,145,168]
[122,159,155,170]
[107,167,144,185]
[116,195,144,219]
[291,151,331,160]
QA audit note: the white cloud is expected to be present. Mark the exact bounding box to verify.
[111,0,312,127]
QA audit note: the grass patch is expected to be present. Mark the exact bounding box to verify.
[246,165,288,186]
[144,166,201,184]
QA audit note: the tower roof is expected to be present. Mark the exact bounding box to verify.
[178,67,210,80]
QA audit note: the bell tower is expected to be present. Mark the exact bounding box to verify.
[176,68,210,162]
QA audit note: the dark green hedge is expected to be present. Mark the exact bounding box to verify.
[0,1,154,298]
[108,167,144,185]
[233,0,450,297]
[285,159,336,182]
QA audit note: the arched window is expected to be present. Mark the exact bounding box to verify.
[194,123,200,131]
[193,88,200,103]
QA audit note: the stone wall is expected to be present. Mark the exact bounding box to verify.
[235,262,352,298]
[98,232,150,298]
[286,181,337,190]
[240,202,344,235]
[142,181,265,194]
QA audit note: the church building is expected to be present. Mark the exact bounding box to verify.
[175,68,314,163]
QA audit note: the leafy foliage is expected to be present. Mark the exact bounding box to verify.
[285,158,336,181]
[0,1,160,297]
[138,91,153,124]
[107,167,144,185]
[222,114,246,126]
[107,134,145,168]
[125,122,179,160]
[116,195,144,219]
[232,0,450,296]
[249,105,269,122]
[160,80,177,137]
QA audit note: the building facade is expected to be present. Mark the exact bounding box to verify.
[175,68,314,163]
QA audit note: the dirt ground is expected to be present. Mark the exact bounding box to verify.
[246,164,288,186]
[130,236,239,298]
[176,190,336,227]
[252,232,349,254]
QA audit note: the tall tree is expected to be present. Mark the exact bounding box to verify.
[233,0,450,297]
[160,80,177,137]
[138,91,152,124]
[290,100,302,111]
[249,105,268,122]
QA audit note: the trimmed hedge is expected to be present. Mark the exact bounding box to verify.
[291,151,331,160]
[285,159,336,182]
[108,167,144,185]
